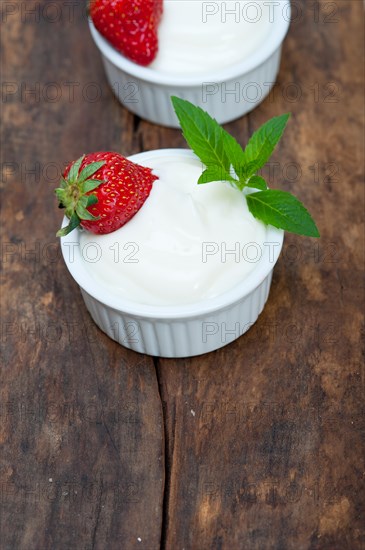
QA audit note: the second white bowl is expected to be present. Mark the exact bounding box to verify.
[88,1,291,127]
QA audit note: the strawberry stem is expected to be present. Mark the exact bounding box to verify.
[55,156,105,237]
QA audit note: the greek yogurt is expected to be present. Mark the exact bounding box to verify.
[149,0,275,75]
[79,152,267,307]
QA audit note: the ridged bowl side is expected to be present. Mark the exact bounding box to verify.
[80,271,273,358]
[101,47,282,127]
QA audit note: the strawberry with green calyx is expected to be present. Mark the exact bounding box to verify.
[56,152,156,237]
[89,0,163,66]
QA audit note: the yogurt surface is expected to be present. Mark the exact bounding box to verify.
[80,153,267,306]
[149,0,276,75]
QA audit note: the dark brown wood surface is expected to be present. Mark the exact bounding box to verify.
[1,1,364,549]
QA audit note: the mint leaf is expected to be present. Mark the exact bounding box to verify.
[243,114,290,176]
[246,190,320,237]
[221,131,246,172]
[171,98,288,189]
[198,165,229,185]
[246,176,268,191]
[172,96,253,186]
[170,97,319,238]
[172,96,235,183]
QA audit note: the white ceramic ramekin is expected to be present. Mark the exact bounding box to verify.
[88,1,291,127]
[60,149,284,358]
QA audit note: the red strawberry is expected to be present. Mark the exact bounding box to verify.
[56,152,156,237]
[90,0,163,66]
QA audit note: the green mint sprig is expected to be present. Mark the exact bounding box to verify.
[171,96,319,238]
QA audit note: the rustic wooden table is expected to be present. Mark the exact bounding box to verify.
[1,1,364,549]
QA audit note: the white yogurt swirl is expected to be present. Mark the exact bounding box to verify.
[149,0,276,75]
[80,153,267,306]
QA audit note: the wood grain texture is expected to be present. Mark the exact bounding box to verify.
[156,1,365,549]
[1,2,164,549]
[1,1,364,550]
